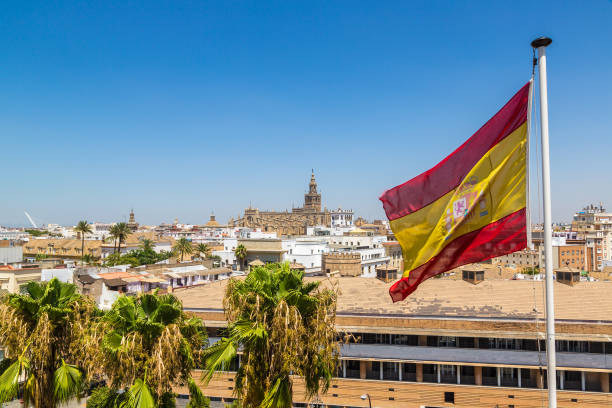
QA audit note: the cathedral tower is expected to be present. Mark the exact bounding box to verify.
[127,209,139,232]
[303,170,322,212]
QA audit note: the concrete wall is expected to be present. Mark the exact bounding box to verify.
[0,246,23,264]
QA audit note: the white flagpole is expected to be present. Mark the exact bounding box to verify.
[531,36,556,408]
[526,78,534,250]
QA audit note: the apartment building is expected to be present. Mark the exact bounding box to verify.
[572,204,612,271]
[493,248,539,269]
[176,275,612,407]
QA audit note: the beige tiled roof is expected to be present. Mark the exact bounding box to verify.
[175,276,612,322]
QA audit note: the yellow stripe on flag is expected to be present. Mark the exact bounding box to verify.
[391,122,527,274]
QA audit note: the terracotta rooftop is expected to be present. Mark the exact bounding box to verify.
[175,277,612,322]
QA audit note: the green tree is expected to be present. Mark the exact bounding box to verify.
[173,238,194,262]
[140,239,155,252]
[74,220,93,266]
[91,291,209,407]
[25,229,48,237]
[202,263,339,408]
[0,278,97,408]
[35,253,49,262]
[108,224,120,254]
[113,222,131,256]
[82,254,98,265]
[195,244,211,260]
[523,266,540,275]
[234,245,247,270]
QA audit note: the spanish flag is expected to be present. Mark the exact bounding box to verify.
[380,82,531,302]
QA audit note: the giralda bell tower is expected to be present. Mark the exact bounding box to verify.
[303,170,322,212]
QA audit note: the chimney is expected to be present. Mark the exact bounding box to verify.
[462,266,485,285]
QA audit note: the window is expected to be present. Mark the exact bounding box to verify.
[439,336,457,347]
[444,392,455,403]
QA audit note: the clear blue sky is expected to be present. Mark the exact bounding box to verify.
[2,1,611,227]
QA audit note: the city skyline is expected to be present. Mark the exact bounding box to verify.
[2,1,612,226]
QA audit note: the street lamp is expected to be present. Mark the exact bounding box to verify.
[360,394,372,408]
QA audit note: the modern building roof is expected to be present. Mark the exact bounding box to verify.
[174,276,612,323]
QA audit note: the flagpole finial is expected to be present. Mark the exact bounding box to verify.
[531,37,552,48]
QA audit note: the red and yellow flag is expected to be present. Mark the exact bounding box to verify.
[380,82,531,302]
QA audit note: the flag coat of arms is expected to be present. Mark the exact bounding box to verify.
[380,83,531,302]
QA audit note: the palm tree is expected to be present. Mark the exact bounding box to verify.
[92,291,209,407]
[202,263,339,408]
[173,238,194,262]
[234,244,247,271]
[0,278,97,408]
[113,222,131,256]
[74,220,93,265]
[140,238,155,252]
[109,224,120,254]
[195,243,211,260]
[82,254,97,265]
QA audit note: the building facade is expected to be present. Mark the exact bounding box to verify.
[321,252,361,277]
[236,172,339,236]
[282,238,328,274]
[572,204,612,271]
[493,249,540,269]
[176,277,612,407]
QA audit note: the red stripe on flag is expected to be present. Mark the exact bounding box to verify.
[389,208,526,302]
[380,83,530,221]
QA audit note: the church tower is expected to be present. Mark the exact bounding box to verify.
[303,170,322,212]
[127,209,139,232]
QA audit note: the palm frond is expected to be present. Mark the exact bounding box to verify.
[139,294,159,318]
[53,359,83,402]
[185,377,209,408]
[122,378,156,408]
[260,375,292,408]
[230,320,267,345]
[0,357,28,402]
[87,386,127,408]
[25,281,44,300]
[201,338,237,384]
[103,330,124,353]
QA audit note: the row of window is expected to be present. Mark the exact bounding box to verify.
[214,357,610,394]
[344,333,612,354]
[340,361,608,392]
[561,249,584,256]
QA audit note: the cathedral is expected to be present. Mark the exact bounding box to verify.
[235,172,332,236]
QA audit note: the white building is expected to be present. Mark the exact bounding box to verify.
[329,235,390,277]
[0,229,29,241]
[330,208,354,227]
[0,245,23,265]
[98,283,121,310]
[282,237,329,274]
[41,268,74,283]
[306,225,355,237]
[213,238,238,269]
